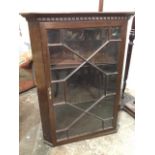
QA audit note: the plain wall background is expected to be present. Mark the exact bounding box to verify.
[19,0,135,92]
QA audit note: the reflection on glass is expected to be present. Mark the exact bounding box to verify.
[49,46,84,67]
[90,42,120,64]
[63,28,109,59]
[47,27,120,141]
[49,45,84,80]
[111,27,121,39]
[48,30,60,43]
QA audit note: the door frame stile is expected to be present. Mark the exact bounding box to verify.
[39,22,57,145]
[112,21,128,129]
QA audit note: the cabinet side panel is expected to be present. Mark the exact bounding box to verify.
[40,23,57,145]
[28,22,52,143]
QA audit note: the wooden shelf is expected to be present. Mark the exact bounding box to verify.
[50,60,117,70]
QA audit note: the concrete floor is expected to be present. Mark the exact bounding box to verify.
[19,88,134,155]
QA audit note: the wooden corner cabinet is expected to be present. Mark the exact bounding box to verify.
[21,12,134,146]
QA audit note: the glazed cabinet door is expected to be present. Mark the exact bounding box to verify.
[44,26,122,142]
[21,12,133,146]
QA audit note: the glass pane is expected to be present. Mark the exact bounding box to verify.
[49,46,84,68]
[48,30,60,43]
[66,95,114,138]
[52,82,64,104]
[63,28,109,59]
[68,113,102,137]
[47,27,120,141]
[55,96,115,139]
[49,45,84,80]
[111,27,121,39]
[89,95,115,119]
[98,64,117,72]
[54,104,82,130]
[66,63,105,106]
[104,119,113,129]
[51,69,74,81]
[106,74,117,94]
[90,42,120,65]
[56,131,67,140]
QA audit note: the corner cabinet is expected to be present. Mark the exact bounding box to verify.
[21,12,134,146]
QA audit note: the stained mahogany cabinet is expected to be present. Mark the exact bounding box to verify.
[21,12,134,146]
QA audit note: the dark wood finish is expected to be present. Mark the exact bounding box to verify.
[39,23,57,144]
[113,21,128,129]
[124,102,135,118]
[21,12,134,20]
[122,16,135,118]
[43,21,125,29]
[121,92,135,118]
[44,128,117,146]
[21,12,134,146]
[28,22,53,142]
[122,16,135,98]
[54,128,117,146]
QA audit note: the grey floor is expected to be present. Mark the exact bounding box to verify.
[19,88,134,155]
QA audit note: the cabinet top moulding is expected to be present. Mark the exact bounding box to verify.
[20,12,135,22]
